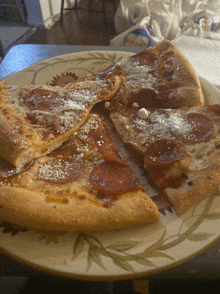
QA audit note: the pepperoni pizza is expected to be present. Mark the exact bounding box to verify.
[110,103,220,215]
[0,40,212,231]
[0,66,123,169]
[110,40,204,109]
[0,114,160,231]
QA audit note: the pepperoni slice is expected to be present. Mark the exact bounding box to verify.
[78,119,125,165]
[144,139,187,165]
[37,157,85,184]
[22,88,61,111]
[173,113,215,144]
[127,88,158,109]
[90,161,139,195]
[186,113,214,143]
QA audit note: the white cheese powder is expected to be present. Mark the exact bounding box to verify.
[119,59,158,90]
[134,111,193,142]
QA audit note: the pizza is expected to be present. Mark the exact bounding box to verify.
[110,103,220,215]
[0,66,123,169]
[108,40,204,109]
[0,40,212,232]
[0,114,160,231]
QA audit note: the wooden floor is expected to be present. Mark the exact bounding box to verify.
[24,0,119,46]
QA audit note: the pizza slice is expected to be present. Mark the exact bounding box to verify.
[0,66,123,169]
[0,114,160,231]
[106,40,203,109]
[110,103,220,215]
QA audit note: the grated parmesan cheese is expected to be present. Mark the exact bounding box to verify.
[37,159,71,181]
[115,109,195,150]
[77,115,99,141]
[118,59,158,91]
[134,111,193,142]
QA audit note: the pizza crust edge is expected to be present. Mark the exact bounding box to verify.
[0,187,160,231]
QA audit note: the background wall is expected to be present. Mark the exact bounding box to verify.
[24,0,44,26]
[24,0,75,28]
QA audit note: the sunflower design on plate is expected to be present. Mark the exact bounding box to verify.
[50,72,78,86]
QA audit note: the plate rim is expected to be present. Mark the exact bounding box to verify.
[0,50,135,83]
[1,232,220,281]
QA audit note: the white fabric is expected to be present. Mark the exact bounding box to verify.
[111,0,220,47]
[173,36,220,87]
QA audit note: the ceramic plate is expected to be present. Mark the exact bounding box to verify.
[1,51,220,281]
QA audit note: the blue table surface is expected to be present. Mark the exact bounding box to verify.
[0,44,143,80]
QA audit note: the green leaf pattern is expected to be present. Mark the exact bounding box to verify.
[72,233,86,258]
[187,233,214,242]
[29,52,123,85]
[71,193,219,273]
[87,245,106,271]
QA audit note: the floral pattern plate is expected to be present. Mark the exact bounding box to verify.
[1,51,220,281]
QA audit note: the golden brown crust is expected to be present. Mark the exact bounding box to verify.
[0,187,160,231]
